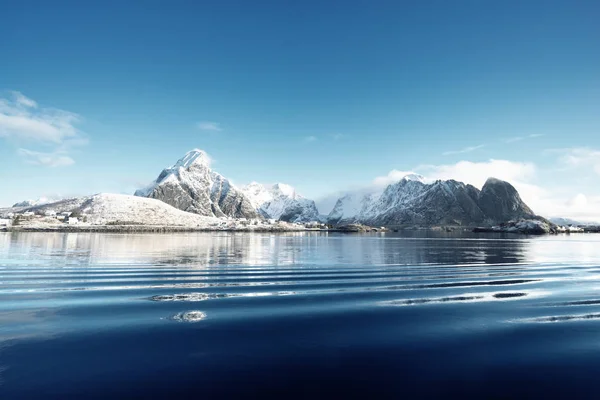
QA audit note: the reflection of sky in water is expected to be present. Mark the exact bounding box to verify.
[2,232,600,344]
[0,232,600,398]
[3,232,600,397]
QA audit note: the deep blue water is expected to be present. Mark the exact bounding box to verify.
[2,231,600,398]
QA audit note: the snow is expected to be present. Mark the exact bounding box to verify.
[327,191,382,222]
[0,192,311,231]
[241,182,320,222]
[326,173,428,223]
[134,149,255,218]
[135,149,214,198]
[402,173,425,183]
[12,196,61,208]
[172,149,211,169]
[81,193,220,226]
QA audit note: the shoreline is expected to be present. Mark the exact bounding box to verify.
[0,225,376,234]
[2,223,598,235]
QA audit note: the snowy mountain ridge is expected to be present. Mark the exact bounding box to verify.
[242,182,320,222]
[12,196,63,208]
[134,149,258,219]
[328,175,535,226]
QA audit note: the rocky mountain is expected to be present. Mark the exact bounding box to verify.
[478,177,534,222]
[327,176,536,227]
[242,182,320,222]
[134,149,259,219]
[327,174,425,224]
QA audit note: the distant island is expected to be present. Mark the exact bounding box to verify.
[1,149,597,235]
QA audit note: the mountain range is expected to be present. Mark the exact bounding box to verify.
[131,149,538,227]
[328,176,534,226]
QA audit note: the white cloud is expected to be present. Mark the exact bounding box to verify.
[372,170,419,187]
[331,133,344,140]
[197,121,222,131]
[317,151,600,221]
[552,147,600,175]
[0,91,85,166]
[416,159,537,189]
[17,148,75,167]
[442,144,485,156]
[304,135,317,143]
[0,91,80,143]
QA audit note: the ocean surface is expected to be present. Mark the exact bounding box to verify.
[2,231,600,398]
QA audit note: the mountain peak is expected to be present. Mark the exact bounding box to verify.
[271,183,296,198]
[483,177,508,187]
[172,149,211,170]
[241,182,319,222]
[134,149,258,218]
[401,173,425,183]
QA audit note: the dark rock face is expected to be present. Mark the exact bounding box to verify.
[135,150,259,219]
[330,176,537,227]
[364,180,488,226]
[478,178,534,222]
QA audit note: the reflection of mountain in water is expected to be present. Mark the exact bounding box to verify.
[0,231,529,267]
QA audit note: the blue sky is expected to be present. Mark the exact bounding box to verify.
[1,1,599,219]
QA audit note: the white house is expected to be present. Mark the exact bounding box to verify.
[45,210,57,217]
[0,219,11,227]
[67,217,79,225]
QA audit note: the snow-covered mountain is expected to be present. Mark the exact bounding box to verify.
[327,174,425,224]
[327,175,536,226]
[242,182,320,222]
[327,191,381,224]
[134,149,258,219]
[12,196,62,208]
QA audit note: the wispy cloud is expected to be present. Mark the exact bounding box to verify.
[17,148,75,167]
[331,133,344,140]
[442,144,485,156]
[550,147,600,176]
[0,91,86,166]
[504,133,545,143]
[304,135,318,143]
[12,91,38,108]
[197,121,222,131]
[0,91,81,143]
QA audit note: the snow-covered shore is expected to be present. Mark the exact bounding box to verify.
[0,193,316,233]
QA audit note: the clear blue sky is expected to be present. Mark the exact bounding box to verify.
[1,1,599,218]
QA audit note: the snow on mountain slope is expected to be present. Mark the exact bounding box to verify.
[135,149,258,219]
[80,194,219,226]
[327,174,425,224]
[242,182,320,222]
[327,191,382,224]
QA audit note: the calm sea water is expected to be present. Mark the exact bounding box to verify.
[2,231,600,398]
